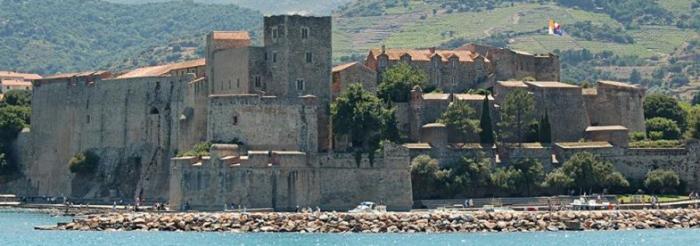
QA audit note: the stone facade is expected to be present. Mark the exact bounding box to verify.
[331,62,377,100]
[169,143,413,211]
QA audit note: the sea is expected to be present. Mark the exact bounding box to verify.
[1,209,700,246]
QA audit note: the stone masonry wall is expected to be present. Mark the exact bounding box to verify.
[20,74,194,201]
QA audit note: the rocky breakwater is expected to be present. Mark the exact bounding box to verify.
[51,210,700,233]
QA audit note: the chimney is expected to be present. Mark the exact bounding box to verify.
[381,45,386,54]
[429,47,436,54]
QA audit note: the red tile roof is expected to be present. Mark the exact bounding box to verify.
[0,71,42,80]
[212,31,250,40]
[369,48,482,63]
[118,59,205,79]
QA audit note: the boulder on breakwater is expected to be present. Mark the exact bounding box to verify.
[49,209,700,233]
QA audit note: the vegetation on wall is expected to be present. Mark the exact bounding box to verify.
[177,142,214,158]
[68,151,100,174]
[479,95,495,145]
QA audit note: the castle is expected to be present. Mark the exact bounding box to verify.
[4,15,700,211]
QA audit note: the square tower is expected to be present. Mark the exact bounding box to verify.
[263,15,332,103]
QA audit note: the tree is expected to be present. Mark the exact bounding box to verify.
[538,111,552,144]
[441,155,493,195]
[644,94,688,131]
[512,158,545,195]
[558,152,629,193]
[691,107,700,139]
[645,117,682,140]
[377,63,427,102]
[491,167,521,193]
[438,100,480,141]
[479,95,495,145]
[543,169,574,192]
[1,90,31,107]
[629,69,642,84]
[332,84,392,153]
[410,155,441,199]
[0,106,29,143]
[498,89,536,144]
[644,169,681,194]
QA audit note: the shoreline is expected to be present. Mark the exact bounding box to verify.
[44,209,700,233]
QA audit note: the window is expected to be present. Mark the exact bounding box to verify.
[272,27,279,39]
[301,27,309,39]
[296,79,305,91]
[305,52,312,63]
[264,52,268,61]
[86,115,91,124]
[233,116,239,125]
[236,79,240,88]
[272,52,278,63]
[254,76,262,88]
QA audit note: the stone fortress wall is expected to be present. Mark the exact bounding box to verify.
[169,143,413,211]
[14,72,197,201]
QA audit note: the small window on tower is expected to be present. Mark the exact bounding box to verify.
[305,52,312,63]
[301,27,309,39]
[296,79,305,91]
[272,27,279,39]
[273,52,278,63]
[254,76,262,88]
[233,116,239,125]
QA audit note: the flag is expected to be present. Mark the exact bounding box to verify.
[548,19,563,36]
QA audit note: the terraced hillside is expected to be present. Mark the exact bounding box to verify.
[332,0,699,99]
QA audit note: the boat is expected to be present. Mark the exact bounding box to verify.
[348,201,386,213]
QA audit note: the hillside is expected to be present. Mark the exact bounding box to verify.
[332,0,699,99]
[105,0,353,15]
[0,0,261,74]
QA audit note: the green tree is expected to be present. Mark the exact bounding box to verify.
[538,111,552,144]
[377,63,427,102]
[645,117,682,140]
[629,69,642,84]
[558,152,629,193]
[543,168,574,192]
[332,84,392,153]
[498,89,536,144]
[410,155,441,199]
[691,107,700,139]
[644,169,681,194]
[441,155,493,195]
[512,158,545,195]
[0,106,29,143]
[438,100,480,142]
[1,90,31,107]
[644,94,688,131]
[491,166,521,193]
[479,95,495,145]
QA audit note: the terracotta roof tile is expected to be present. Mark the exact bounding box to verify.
[118,59,205,79]
[454,94,494,101]
[212,31,250,40]
[497,81,528,88]
[332,62,361,72]
[421,93,450,100]
[1,79,32,87]
[370,48,479,63]
[0,71,42,80]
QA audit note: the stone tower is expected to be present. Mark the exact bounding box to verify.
[263,15,333,152]
[263,15,332,103]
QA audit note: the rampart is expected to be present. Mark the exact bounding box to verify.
[169,143,413,211]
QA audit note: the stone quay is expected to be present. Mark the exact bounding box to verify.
[49,209,700,233]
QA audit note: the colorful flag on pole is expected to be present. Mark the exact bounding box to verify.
[548,19,563,36]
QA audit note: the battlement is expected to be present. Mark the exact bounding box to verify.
[209,94,319,106]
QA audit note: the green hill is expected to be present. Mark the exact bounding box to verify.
[332,0,699,98]
[0,0,261,74]
[105,0,353,15]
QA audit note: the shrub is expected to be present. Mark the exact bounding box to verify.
[644,94,687,131]
[644,169,681,194]
[629,131,647,142]
[645,117,682,140]
[177,142,212,157]
[377,63,427,103]
[68,151,99,174]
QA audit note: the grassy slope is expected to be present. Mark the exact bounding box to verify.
[332,1,699,98]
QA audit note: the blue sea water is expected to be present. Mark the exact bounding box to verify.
[2,210,700,246]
